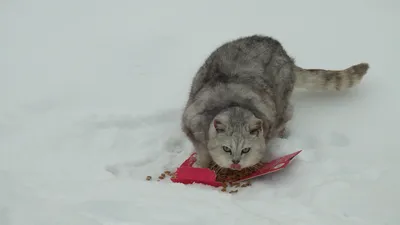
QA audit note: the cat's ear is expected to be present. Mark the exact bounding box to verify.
[249,118,263,136]
[213,119,226,133]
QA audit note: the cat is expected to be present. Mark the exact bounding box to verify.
[181,34,369,170]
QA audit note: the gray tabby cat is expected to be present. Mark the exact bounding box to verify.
[181,35,369,170]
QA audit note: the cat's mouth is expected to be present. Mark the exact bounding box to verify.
[229,164,242,170]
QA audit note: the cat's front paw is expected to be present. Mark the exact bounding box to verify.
[192,161,203,168]
[193,156,210,168]
[278,127,289,139]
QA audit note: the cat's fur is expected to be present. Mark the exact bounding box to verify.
[181,35,369,170]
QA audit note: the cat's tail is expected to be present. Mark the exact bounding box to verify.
[293,63,369,91]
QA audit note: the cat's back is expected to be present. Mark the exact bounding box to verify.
[209,35,282,75]
[188,35,293,100]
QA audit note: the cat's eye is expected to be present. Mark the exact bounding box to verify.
[250,129,259,136]
[241,147,251,154]
[216,128,225,133]
[222,146,232,154]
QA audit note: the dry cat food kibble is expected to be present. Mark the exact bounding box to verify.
[241,181,252,187]
[218,180,252,193]
[158,173,166,180]
[208,161,264,183]
[164,171,172,176]
[146,170,176,182]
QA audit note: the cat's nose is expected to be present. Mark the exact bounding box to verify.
[232,159,240,164]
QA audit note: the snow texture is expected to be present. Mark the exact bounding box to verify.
[1,0,399,224]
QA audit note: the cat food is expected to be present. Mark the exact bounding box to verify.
[164,171,172,176]
[158,173,166,180]
[148,171,176,182]
[241,181,251,187]
[218,180,252,193]
[208,161,264,183]
[205,162,257,193]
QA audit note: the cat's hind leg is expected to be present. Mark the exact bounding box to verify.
[276,103,293,139]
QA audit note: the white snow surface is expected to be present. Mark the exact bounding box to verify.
[1,0,399,224]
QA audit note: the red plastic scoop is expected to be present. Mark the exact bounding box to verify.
[171,150,302,187]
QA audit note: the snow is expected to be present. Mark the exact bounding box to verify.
[1,0,399,224]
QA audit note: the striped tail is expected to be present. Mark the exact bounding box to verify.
[294,63,369,91]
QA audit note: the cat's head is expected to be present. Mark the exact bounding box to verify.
[207,107,267,170]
